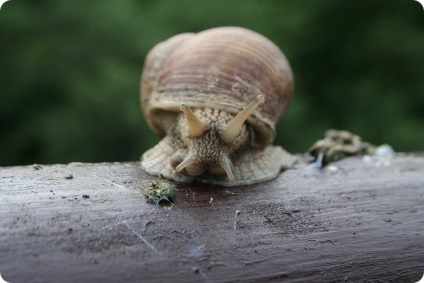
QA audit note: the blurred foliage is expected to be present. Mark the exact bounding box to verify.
[0,0,423,166]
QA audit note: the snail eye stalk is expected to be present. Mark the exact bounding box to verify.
[179,103,207,138]
[221,95,265,144]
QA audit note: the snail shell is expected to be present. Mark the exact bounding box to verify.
[140,27,296,186]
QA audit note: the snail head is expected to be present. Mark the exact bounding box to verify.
[171,95,265,182]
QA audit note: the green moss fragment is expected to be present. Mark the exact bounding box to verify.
[145,175,177,205]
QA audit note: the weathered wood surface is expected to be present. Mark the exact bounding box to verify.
[0,155,423,283]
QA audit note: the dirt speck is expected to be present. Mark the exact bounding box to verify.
[64,174,74,180]
[32,164,43,170]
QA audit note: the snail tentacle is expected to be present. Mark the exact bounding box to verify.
[219,155,235,182]
[175,155,197,172]
[179,103,207,137]
[221,95,265,144]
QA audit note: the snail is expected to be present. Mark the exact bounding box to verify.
[140,26,296,186]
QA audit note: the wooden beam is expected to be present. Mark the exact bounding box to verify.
[1,155,423,282]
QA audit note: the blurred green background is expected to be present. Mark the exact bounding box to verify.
[0,0,423,166]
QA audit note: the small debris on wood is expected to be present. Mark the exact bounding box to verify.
[64,174,74,180]
[362,144,395,167]
[375,144,395,157]
[192,267,199,273]
[32,164,43,170]
[145,175,177,205]
[307,129,394,168]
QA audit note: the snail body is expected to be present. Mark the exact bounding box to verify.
[140,27,295,186]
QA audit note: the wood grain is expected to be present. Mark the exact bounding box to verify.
[1,155,423,282]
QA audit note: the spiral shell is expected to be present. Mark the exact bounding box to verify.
[142,26,293,145]
[140,27,295,186]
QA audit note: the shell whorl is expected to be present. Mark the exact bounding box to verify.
[141,26,294,147]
